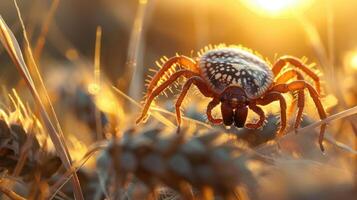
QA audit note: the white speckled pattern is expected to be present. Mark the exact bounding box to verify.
[199,47,274,99]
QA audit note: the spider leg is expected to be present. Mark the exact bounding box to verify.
[275,69,305,132]
[270,80,327,151]
[136,70,198,124]
[175,76,217,130]
[206,98,222,125]
[272,56,321,94]
[255,92,287,137]
[275,68,304,84]
[245,104,265,129]
[147,55,199,94]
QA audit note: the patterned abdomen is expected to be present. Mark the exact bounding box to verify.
[199,47,274,99]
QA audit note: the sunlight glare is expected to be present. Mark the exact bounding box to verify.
[241,0,312,17]
[349,54,357,70]
[255,0,297,12]
[344,49,357,71]
[88,83,101,95]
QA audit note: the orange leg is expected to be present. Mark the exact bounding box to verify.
[175,76,217,130]
[295,86,305,131]
[275,68,304,84]
[147,55,199,94]
[272,56,321,94]
[206,98,222,125]
[245,104,265,129]
[270,80,327,151]
[275,69,305,131]
[136,70,198,124]
[256,92,287,137]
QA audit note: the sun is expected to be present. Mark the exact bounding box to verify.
[241,0,313,17]
[344,49,357,71]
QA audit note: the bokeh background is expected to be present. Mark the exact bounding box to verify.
[1,0,357,111]
[0,0,356,199]
[1,0,357,93]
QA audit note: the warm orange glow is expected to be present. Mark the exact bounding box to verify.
[87,83,101,95]
[65,48,79,60]
[344,49,357,71]
[241,0,313,17]
[349,53,357,70]
[351,55,357,68]
[254,0,298,12]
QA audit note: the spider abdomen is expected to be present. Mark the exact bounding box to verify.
[199,47,274,99]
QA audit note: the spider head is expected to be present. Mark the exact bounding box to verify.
[220,86,249,128]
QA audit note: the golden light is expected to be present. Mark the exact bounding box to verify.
[65,48,79,60]
[88,83,101,95]
[343,49,357,72]
[350,55,357,69]
[254,0,297,12]
[241,0,313,17]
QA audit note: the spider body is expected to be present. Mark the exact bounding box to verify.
[137,45,327,151]
[199,48,274,99]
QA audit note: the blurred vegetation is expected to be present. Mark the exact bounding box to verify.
[0,0,356,199]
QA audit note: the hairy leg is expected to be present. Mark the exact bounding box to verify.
[275,69,305,131]
[245,104,265,129]
[206,98,222,125]
[272,56,321,94]
[270,80,327,151]
[136,70,198,124]
[255,92,287,137]
[147,55,199,94]
[175,76,216,130]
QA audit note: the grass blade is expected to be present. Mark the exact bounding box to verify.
[33,0,60,62]
[0,13,83,200]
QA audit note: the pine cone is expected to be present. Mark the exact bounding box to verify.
[0,109,61,181]
[97,126,260,199]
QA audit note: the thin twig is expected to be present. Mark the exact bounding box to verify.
[125,0,155,102]
[0,183,26,200]
[48,142,108,200]
[260,105,357,154]
[112,86,177,128]
[93,26,103,140]
[33,0,60,61]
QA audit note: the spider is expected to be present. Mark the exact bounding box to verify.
[136,45,327,151]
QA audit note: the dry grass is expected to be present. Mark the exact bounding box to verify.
[0,0,356,200]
